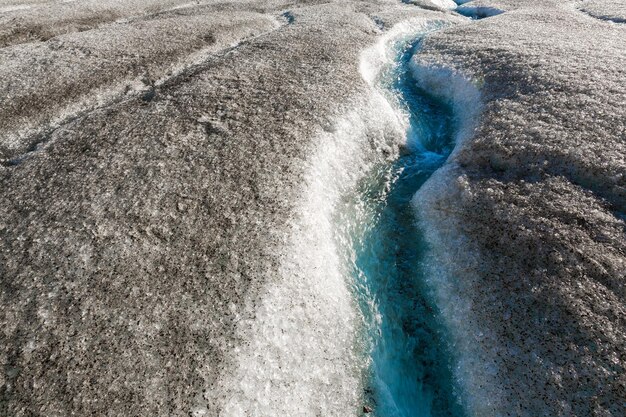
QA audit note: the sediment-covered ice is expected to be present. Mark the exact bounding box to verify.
[1,0,624,416]
[210,103,395,416]
[412,0,626,415]
[579,0,626,23]
[0,12,280,162]
[0,2,462,416]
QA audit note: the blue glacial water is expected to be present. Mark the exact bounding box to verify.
[342,36,466,416]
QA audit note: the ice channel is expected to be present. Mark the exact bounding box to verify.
[339,28,469,417]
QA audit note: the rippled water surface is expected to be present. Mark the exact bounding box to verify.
[340,35,466,417]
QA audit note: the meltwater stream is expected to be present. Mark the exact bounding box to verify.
[340,33,466,417]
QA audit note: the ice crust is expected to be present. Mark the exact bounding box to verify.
[412,0,626,415]
[1,0,624,416]
[0,4,31,13]
[427,0,458,10]
[579,0,626,23]
[0,2,464,416]
[212,103,394,417]
[0,12,281,163]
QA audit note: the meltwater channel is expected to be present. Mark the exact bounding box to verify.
[339,31,467,417]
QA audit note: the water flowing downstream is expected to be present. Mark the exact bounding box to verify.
[338,29,467,417]
[213,18,478,417]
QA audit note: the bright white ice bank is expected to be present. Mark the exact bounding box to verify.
[210,16,473,417]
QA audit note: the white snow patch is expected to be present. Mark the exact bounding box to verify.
[429,0,459,10]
